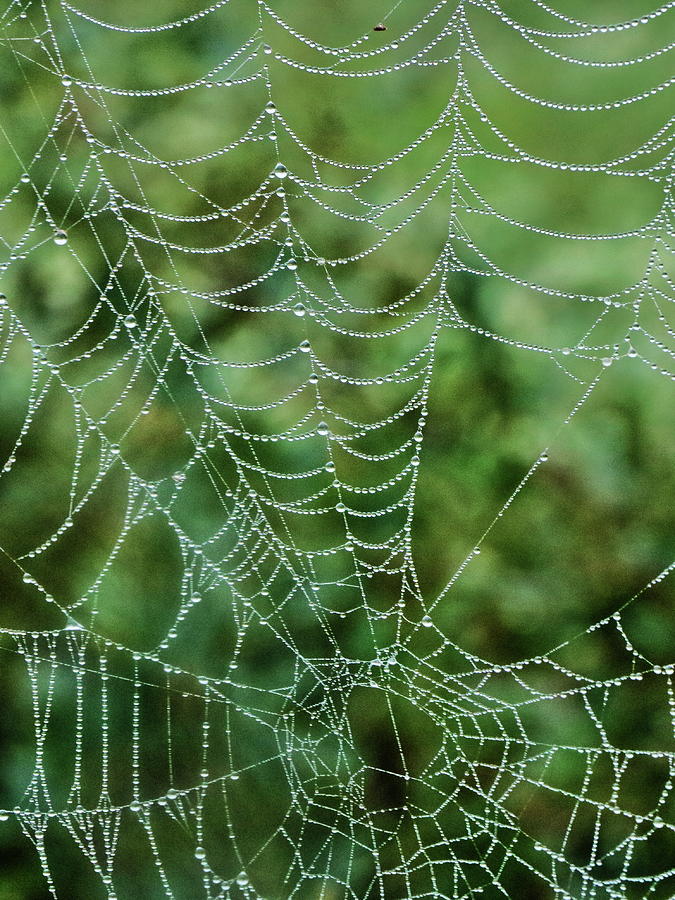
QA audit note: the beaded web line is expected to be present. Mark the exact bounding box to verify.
[0,0,674,898]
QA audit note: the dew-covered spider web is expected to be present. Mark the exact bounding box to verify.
[0,0,674,897]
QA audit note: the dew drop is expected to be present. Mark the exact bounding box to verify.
[124,313,137,329]
[293,302,306,317]
[273,162,288,179]
[53,229,68,246]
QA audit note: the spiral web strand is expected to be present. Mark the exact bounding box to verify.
[0,0,674,897]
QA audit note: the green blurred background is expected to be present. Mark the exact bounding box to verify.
[0,0,673,897]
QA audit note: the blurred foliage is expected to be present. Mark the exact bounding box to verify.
[0,0,673,898]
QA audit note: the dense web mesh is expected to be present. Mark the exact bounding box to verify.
[0,0,674,897]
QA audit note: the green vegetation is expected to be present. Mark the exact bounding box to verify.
[0,1,673,897]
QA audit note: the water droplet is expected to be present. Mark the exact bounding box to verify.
[293,302,306,317]
[124,313,137,329]
[373,23,387,31]
[286,257,297,271]
[262,43,272,55]
[64,616,84,631]
[236,872,249,886]
[336,502,346,513]
[53,229,68,246]
[265,101,276,114]
[61,75,72,87]
[316,421,329,436]
[601,357,613,367]
[421,615,432,627]
[194,847,206,860]
[299,340,311,353]
[273,162,288,179]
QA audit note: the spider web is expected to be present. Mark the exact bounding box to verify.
[0,0,674,897]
